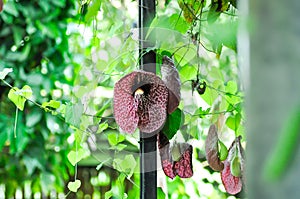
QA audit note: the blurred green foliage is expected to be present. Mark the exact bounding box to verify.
[0,0,78,197]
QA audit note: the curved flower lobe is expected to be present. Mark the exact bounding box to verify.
[161,56,181,113]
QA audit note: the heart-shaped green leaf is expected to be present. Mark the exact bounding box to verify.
[67,149,85,166]
[0,68,13,80]
[218,140,228,161]
[65,102,83,128]
[67,179,81,192]
[8,85,32,111]
[230,155,241,177]
[162,108,183,140]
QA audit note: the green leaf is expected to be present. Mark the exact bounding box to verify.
[65,102,84,128]
[263,105,300,181]
[107,133,125,146]
[230,155,241,177]
[105,190,113,199]
[225,80,238,94]
[226,113,241,131]
[158,187,166,199]
[113,155,137,178]
[179,65,197,82]
[98,122,109,133]
[174,45,196,66]
[42,100,61,110]
[115,143,127,151]
[4,1,19,17]
[67,180,81,192]
[8,85,32,111]
[85,0,101,23]
[0,131,8,151]
[23,155,42,175]
[67,149,86,166]
[201,80,222,106]
[26,108,42,127]
[218,140,228,161]
[194,107,211,118]
[0,68,13,79]
[162,108,183,140]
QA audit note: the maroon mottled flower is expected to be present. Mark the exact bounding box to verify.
[158,132,193,179]
[113,70,169,133]
[173,143,193,178]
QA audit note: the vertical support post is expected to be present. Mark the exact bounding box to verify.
[138,0,157,199]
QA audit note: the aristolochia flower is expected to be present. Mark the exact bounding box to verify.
[158,132,193,179]
[113,70,169,134]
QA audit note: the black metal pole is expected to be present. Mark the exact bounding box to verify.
[138,0,157,199]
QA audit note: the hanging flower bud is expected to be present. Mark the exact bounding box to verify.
[205,124,224,171]
[221,136,245,195]
[161,56,181,114]
[113,70,168,134]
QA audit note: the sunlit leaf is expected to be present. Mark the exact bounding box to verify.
[67,149,86,166]
[230,155,241,177]
[113,155,137,178]
[98,122,109,133]
[0,68,13,79]
[65,102,84,128]
[42,100,60,109]
[85,0,101,23]
[179,65,197,82]
[226,113,241,131]
[105,190,113,199]
[8,85,32,111]
[68,180,81,192]
[225,80,238,94]
[107,133,125,146]
[218,140,228,161]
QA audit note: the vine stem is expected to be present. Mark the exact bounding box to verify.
[14,108,18,138]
